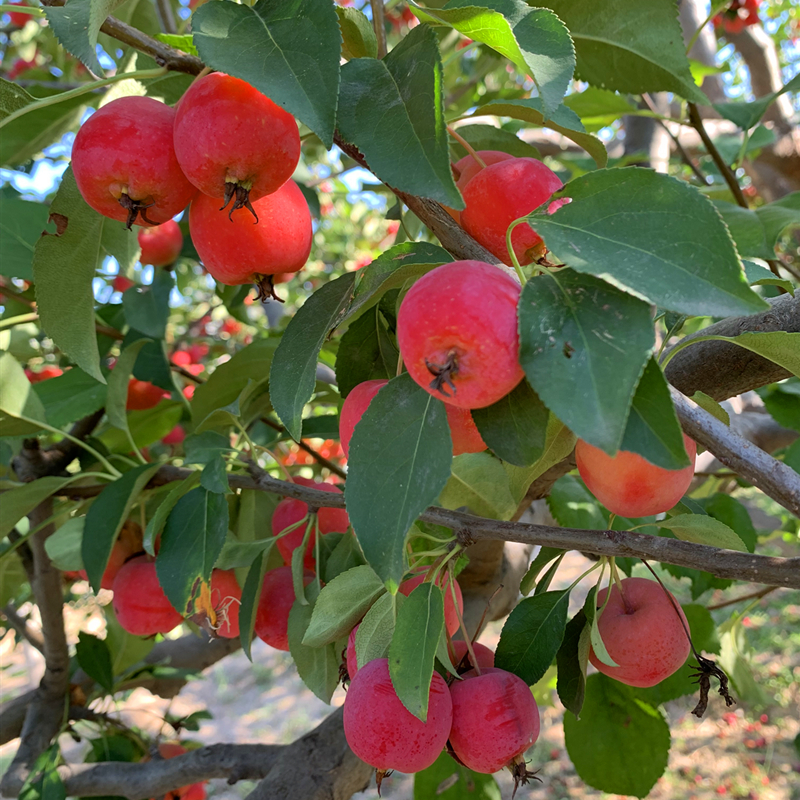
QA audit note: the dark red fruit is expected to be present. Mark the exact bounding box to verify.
[449,667,540,774]
[452,640,495,670]
[188,181,312,299]
[343,658,452,774]
[174,73,300,218]
[397,261,524,409]
[71,97,197,229]
[138,219,183,267]
[254,566,315,651]
[127,378,166,411]
[461,157,562,266]
[112,555,183,636]
[209,569,242,639]
[112,275,135,293]
[25,366,63,383]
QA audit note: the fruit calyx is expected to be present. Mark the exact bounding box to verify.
[118,192,157,229]
[220,181,258,222]
[508,753,541,798]
[255,273,284,303]
[425,350,459,397]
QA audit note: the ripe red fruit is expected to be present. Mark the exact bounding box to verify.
[188,181,312,300]
[343,658,453,774]
[127,378,167,411]
[399,572,463,636]
[346,624,360,678]
[152,744,207,800]
[461,157,563,266]
[445,150,514,224]
[71,97,197,229]
[7,2,31,27]
[25,366,63,383]
[209,569,242,639]
[449,667,540,775]
[112,556,183,636]
[112,275,135,293]
[714,0,760,34]
[173,73,300,218]
[162,425,185,446]
[254,566,315,650]
[77,538,132,591]
[575,434,697,517]
[7,57,36,79]
[138,220,183,267]
[271,479,349,568]
[588,577,690,688]
[397,261,524,409]
[444,404,487,456]
[452,640,495,671]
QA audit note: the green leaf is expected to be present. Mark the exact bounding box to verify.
[518,269,654,454]
[755,191,800,252]
[714,202,772,260]
[354,591,400,670]
[82,464,160,593]
[528,169,768,317]
[156,488,229,615]
[763,385,800,433]
[539,0,705,104]
[556,606,590,717]
[106,338,151,432]
[718,332,800,379]
[495,588,571,685]
[155,33,198,56]
[336,6,377,59]
[100,401,182,453]
[388,581,444,722]
[200,456,231,495]
[345,374,453,589]
[143,471,201,555]
[214,537,274,570]
[32,368,107,429]
[287,595,342,703]
[447,123,541,160]
[344,241,451,323]
[563,86,637,132]
[415,0,574,119]
[337,25,462,208]
[335,306,397,398]
[0,476,75,539]
[472,378,548,467]
[0,351,48,435]
[183,431,235,465]
[519,546,563,596]
[413,750,501,800]
[438,452,517,520]
[302,564,385,647]
[0,194,48,280]
[690,391,730,426]
[658,514,747,551]
[44,0,128,75]
[0,553,27,607]
[76,631,114,692]
[122,270,174,338]
[465,98,607,168]
[239,550,271,660]
[270,273,356,440]
[43,517,85,571]
[33,168,137,383]
[192,0,341,147]
[620,357,689,470]
[564,673,670,798]
[714,72,800,131]
[546,475,605,531]
[743,260,794,294]
[104,604,155,673]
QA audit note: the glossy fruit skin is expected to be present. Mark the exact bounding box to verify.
[210,569,241,639]
[343,658,453,773]
[444,404,487,456]
[445,150,514,223]
[397,261,524,409]
[575,434,697,517]
[112,275,135,293]
[127,378,166,411]
[112,556,183,636]
[461,158,563,266]
[449,667,540,773]
[173,73,300,202]
[452,640,495,671]
[588,577,690,688]
[271,480,349,568]
[77,539,132,591]
[254,566,314,651]
[72,97,197,227]
[138,220,183,267]
[399,572,463,636]
[189,181,312,285]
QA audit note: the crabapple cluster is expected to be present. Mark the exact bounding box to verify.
[70,74,312,299]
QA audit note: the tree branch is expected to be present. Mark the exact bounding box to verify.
[1,603,44,653]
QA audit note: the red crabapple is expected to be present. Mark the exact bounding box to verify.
[399,572,463,636]
[138,220,183,267]
[271,479,349,568]
[127,378,167,411]
[77,538,133,591]
[444,150,514,223]
[346,624,360,678]
[209,569,242,639]
[25,366,63,383]
[449,667,540,778]
[452,640,495,671]
[461,157,563,266]
[7,3,32,27]
[71,97,197,228]
[343,658,453,776]
[113,275,135,293]
[112,556,183,636]
[589,577,690,688]
[188,181,312,300]
[254,566,315,651]
[161,425,185,446]
[444,404,487,456]
[397,261,524,408]
[173,73,300,218]
[575,434,697,517]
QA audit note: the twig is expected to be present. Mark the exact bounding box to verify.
[1,604,44,653]
[154,0,177,35]
[707,585,780,610]
[687,102,750,209]
[370,0,387,59]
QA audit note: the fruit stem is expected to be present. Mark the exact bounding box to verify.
[685,1,729,55]
[395,350,404,377]
[0,4,44,15]
[446,125,486,168]
[609,559,633,614]
[504,219,527,285]
[0,68,169,131]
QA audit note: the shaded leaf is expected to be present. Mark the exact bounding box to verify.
[439,452,517,520]
[76,631,114,692]
[658,514,747,551]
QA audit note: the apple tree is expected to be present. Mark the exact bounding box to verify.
[0,0,799,798]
